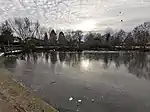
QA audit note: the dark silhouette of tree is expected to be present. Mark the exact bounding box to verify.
[0,20,13,44]
[65,32,73,47]
[133,24,149,48]
[95,33,103,45]
[124,32,135,48]
[0,17,150,51]
[106,33,110,42]
[67,31,77,47]
[113,29,126,46]
[84,32,102,49]
[44,32,48,41]
[105,33,111,46]
[84,32,96,48]
[43,32,48,46]
[58,31,68,46]
[72,30,83,47]
[49,29,57,46]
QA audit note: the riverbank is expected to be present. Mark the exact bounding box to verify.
[2,45,150,53]
[32,46,150,52]
[0,68,57,112]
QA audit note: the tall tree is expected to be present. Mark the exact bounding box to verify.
[133,24,149,47]
[58,31,68,46]
[72,30,83,47]
[31,21,40,38]
[84,32,102,48]
[65,32,74,47]
[44,32,48,41]
[12,17,31,40]
[105,33,111,45]
[0,20,13,44]
[9,17,40,41]
[124,32,135,48]
[84,32,96,48]
[113,29,126,46]
[49,29,57,45]
[43,32,48,46]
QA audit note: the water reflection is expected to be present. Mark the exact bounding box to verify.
[3,56,17,72]
[2,51,150,112]
[59,52,66,62]
[81,59,91,71]
[2,51,150,80]
[50,52,57,64]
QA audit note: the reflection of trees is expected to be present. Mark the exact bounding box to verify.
[66,53,81,67]
[83,53,121,68]
[50,52,57,64]
[45,53,49,62]
[126,53,150,79]
[16,52,150,80]
[33,53,38,64]
[4,57,17,71]
[59,52,66,62]
[20,53,26,60]
[23,53,38,64]
[82,52,150,80]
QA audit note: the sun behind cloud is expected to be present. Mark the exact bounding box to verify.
[73,19,97,31]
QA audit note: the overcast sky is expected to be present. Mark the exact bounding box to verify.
[0,0,150,32]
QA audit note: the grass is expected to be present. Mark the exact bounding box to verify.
[0,68,57,112]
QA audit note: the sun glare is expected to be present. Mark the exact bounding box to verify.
[74,19,96,31]
[81,59,90,71]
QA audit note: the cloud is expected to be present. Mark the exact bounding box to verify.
[0,0,150,32]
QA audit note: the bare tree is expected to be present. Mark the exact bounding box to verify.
[39,27,48,40]
[133,24,150,48]
[12,17,31,40]
[31,21,40,38]
[124,32,135,48]
[72,30,83,47]
[65,32,74,47]
[8,17,40,41]
[113,29,126,46]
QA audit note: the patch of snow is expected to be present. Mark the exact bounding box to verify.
[78,100,82,103]
[69,97,73,101]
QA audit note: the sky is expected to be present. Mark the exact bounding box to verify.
[0,0,150,33]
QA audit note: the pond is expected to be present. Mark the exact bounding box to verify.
[1,51,150,112]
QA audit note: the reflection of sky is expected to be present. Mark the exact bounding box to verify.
[0,0,150,32]
[81,59,90,71]
[3,53,150,112]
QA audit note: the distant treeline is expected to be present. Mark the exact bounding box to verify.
[0,17,150,51]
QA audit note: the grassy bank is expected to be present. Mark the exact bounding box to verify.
[0,68,57,112]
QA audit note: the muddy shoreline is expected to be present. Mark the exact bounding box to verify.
[0,68,57,112]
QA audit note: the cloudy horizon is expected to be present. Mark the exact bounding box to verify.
[0,0,150,33]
